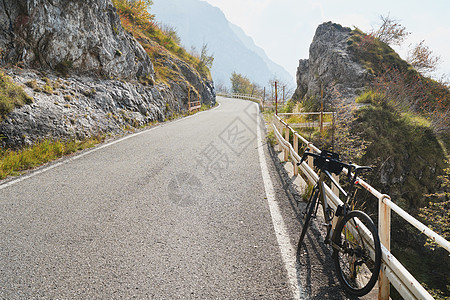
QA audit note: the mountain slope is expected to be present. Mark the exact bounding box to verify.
[228,23,293,85]
[151,0,293,88]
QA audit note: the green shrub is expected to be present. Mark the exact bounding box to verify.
[355,89,385,104]
[348,28,413,76]
[43,84,54,95]
[0,71,33,120]
[279,99,295,113]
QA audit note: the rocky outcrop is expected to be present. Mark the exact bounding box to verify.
[0,0,215,148]
[0,0,152,79]
[0,67,214,148]
[293,22,370,104]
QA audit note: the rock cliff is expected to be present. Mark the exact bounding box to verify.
[0,0,215,148]
[0,0,152,79]
[293,22,369,103]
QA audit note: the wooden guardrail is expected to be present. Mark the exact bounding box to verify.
[188,87,202,112]
[272,114,449,300]
[278,112,335,131]
[216,92,265,109]
[188,100,201,112]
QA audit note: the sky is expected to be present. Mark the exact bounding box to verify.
[202,0,450,81]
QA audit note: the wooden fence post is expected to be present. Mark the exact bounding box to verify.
[284,124,289,162]
[379,195,391,300]
[332,174,339,197]
[275,117,281,152]
[294,134,299,176]
[307,144,314,170]
[188,86,191,111]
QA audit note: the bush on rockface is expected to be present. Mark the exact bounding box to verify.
[0,71,33,121]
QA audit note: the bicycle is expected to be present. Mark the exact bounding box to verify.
[296,149,382,297]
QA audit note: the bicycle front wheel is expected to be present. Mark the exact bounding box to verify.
[297,186,319,254]
[332,210,382,296]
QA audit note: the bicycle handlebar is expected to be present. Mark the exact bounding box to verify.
[297,149,372,181]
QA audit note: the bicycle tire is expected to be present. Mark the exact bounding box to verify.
[297,186,319,254]
[332,210,382,296]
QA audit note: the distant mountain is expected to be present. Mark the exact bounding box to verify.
[228,23,293,85]
[151,0,294,89]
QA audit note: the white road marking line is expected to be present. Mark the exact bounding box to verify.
[255,104,305,300]
[0,102,222,191]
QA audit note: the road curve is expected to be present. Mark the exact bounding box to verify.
[0,97,300,299]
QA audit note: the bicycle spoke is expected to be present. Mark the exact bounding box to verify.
[332,211,382,296]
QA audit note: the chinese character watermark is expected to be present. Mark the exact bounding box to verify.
[168,102,257,206]
[219,117,256,156]
[167,172,202,207]
[195,142,230,180]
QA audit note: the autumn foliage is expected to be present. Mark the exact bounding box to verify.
[112,0,155,34]
[111,0,212,80]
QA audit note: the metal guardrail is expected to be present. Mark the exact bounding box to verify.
[272,114,449,300]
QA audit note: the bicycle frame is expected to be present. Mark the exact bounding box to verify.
[315,169,353,245]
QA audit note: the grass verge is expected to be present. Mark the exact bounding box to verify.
[0,137,105,180]
[0,103,216,180]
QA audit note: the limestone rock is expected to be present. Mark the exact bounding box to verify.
[0,68,214,148]
[0,0,153,79]
[0,0,216,148]
[293,22,370,104]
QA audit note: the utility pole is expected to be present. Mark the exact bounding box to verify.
[263,87,266,111]
[275,81,278,115]
[320,83,324,134]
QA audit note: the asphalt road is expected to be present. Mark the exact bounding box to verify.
[0,97,301,299]
[0,96,368,300]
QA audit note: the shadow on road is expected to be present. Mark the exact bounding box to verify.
[267,145,363,300]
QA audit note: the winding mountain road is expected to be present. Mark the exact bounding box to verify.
[0,97,356,299]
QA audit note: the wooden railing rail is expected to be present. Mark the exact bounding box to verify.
[216,92,265,110]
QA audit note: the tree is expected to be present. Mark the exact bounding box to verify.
[371,14,410,46]
[200,44,214,69]
[189,43,214,75]
[230,72,253,94]
[112,0,155,32]
[268,76,294,102]
[407,40,441,75]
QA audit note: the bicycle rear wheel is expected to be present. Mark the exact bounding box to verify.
[332,210,382,296]
[297,186,319,254]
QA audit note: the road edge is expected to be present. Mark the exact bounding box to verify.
[256,105,305,300]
